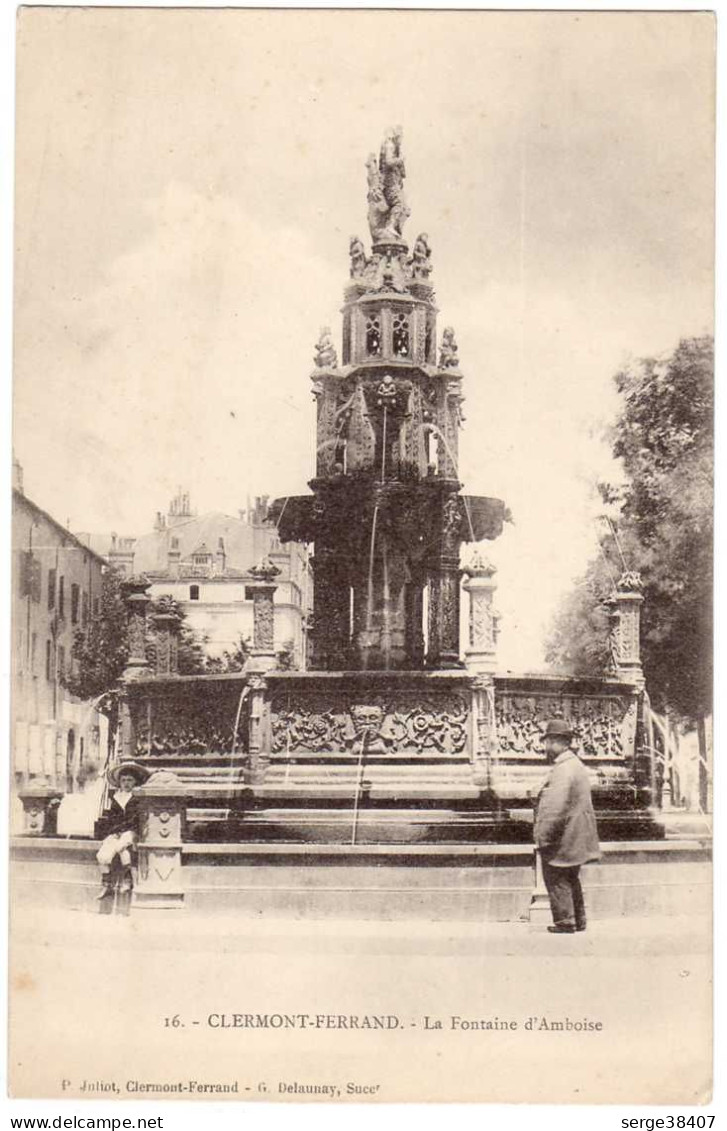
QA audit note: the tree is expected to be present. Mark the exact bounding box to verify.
[204,634,251,674]
[546,336,713,726]
[63,567,130,748]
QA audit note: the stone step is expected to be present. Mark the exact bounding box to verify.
[10,837,711,923]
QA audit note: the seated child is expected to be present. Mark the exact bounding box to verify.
[96,760,150,899]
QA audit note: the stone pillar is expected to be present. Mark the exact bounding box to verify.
[312,548,350,671]
[462,552,498,674]
[529,848,553,926]
[246,557,281,674]
[428,493,463,668]
[134,787,186,910]
[152,611,180,676]
[471,673,496,790]
[17,786,63,836]
[246,675,271,784]
[121,576,151,680]
[404,581,425,668]
[609,571,645,687]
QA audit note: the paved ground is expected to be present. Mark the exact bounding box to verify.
[10,904,713,957]
[8,907,712,1105]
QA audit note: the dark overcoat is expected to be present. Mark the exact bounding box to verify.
[534,750,601,867]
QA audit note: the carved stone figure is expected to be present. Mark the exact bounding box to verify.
[314,327,338,369]
[375,374,398,409]
[410,233,432,279]
[379,126,410,238]
[367,128,410,242]
[439,326,460,369]
[366,153,388,241]
[348,704,390,754]
[349,236,368,279]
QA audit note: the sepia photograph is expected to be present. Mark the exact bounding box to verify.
[7,7,714,1108]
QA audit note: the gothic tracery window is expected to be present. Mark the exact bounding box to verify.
[366,314,381,356]
[393,312,410,358]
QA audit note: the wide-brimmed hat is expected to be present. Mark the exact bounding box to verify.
[107,761,151,788]
[543,719,575,740]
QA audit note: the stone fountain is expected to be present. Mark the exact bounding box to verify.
[14,132,675,917]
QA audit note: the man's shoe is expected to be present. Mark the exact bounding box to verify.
[575,924,587,932]
[548,924,576,934]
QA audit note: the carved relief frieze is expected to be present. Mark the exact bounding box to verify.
[271,688,469,756]
[131,688,246,756]
[495,693,634,759]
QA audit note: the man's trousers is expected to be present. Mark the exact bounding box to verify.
[542,861,586,929]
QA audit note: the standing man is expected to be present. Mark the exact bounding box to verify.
[535,720,601,934]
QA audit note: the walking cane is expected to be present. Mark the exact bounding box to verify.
[350,729,371,846]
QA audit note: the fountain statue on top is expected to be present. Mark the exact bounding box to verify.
[367,126,410,246]
[270,128,508,672]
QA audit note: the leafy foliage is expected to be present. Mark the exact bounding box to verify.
[545,336,713,723]
[276,638,297,671]
[65,572,210,713]
[64,567,129,708]
[204,635,252,674]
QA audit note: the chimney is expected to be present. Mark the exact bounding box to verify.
[108,536,136,576]
[216,536,226,574]
[168,488,192,527]
[167,535,181,579]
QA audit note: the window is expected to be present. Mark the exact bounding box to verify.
[57,645,65,681]
[45,640,52,682]
[48,568,56,610]
[393,312,410,358]
[19,553,42,602]
[366,314,381,356]
[58,576,65,619]
[32,559,42,603]
[31,632,37,675]
[82,591,88,627]
[189,585,200,601]
[71,583,80,625]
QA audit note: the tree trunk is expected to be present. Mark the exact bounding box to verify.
[697,715,710,813]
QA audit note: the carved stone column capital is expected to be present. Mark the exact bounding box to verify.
[17,786,63,836]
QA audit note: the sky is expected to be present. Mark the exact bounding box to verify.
[12,9,714,670]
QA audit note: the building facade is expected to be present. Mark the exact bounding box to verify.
[11,471,107,791]
[106,491,312,668]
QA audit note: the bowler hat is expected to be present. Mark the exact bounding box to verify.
[543,719,575,739]
[107,761,150,788]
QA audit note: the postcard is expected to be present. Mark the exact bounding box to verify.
[9,8,714,1106]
